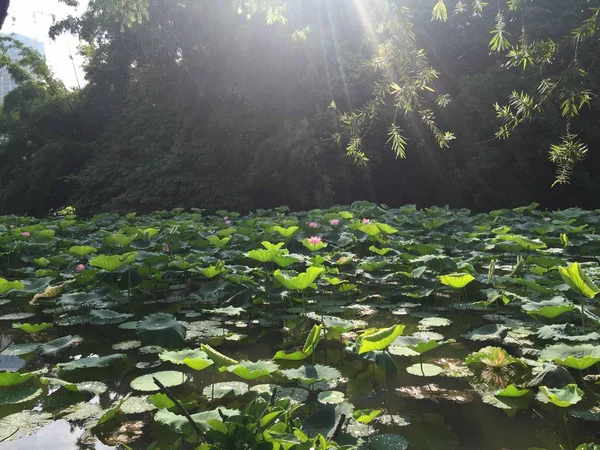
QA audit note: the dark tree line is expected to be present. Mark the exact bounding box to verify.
[1,0,599,216]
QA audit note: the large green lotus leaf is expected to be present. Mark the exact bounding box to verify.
[536,384,583,407]
[206,235,231,248]
[58,353,127,371]
[0,386,42,405]
[529,363,576,388]
[353,408,382,424]
[462,324,509,342]
[137,313,186,348]
[0,277,24,294]
[357,325,405,354]
[522,297,575,318]
[272,225,299,237]
[149,393,175,409]
[12,322,54,333]
[203,381,248,399]
[406,363,443,377]
[280,364,341,384]
[130,371,188,392]
[275,324,322,360]
[159,348,210,367]
[155,407,239,437]
[225,360,278,380]
[0,412,52,441]
[0,370,38,386]
[465,346,525,368]
[496,384,530,397]
[36,335,83,358]
[246,248,280,263]
[438,273,475,289]
[558,262,600,298]
[369,434,409,450]
[540,343,600,370]
[68,245,98,256]
[200,344,238,367]
[273,267,324,290]
[273,254,302,268]
[302,238,327,251]
[496,234,547,250]
[90,252,138,272]
[369,246,392,256]
[358,223,381,237]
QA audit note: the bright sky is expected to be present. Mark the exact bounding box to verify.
[3,0,87,88]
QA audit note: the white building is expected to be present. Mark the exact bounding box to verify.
[0,33,46,101]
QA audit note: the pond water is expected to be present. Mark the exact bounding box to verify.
[1,205,599,449]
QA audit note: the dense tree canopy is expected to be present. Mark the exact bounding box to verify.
[1,0,599,216]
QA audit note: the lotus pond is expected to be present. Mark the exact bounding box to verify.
[0,203,599,450]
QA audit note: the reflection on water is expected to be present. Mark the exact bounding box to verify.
[0,334,26,371]
[0,420,114,450]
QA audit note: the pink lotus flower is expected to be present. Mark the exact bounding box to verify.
[224,216,229,221]
[76,264,85,273]
[308,222,318,228]
[329,219,340,226]
[225,220,232,225]
[22,231,30,238]
[362,218,370,224]
[163,243,170,253]
[308,236,322,245]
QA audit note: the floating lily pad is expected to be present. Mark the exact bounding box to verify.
[37,335,83,359]
[540,343,600,370]
[1,343,39,356]
[279,364,341,384]
[317,390,345,404]
[250,384,309,404]
[58,353,127,371]
[463,324,509,342]
[130,371,188,392]
[0,386,43,405]
[112,340,142,351]
[225,360,278,380]
[406,363,444,377]
[0,370,37,386]
[203,381,248,399]
[369,434,409,450]
[536,384,583,407]
[0,411,52,441]
[137,313,186,349]
[119,395,158,414]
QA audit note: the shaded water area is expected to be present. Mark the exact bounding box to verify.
[1,302,598,450]
[1,205,600,449]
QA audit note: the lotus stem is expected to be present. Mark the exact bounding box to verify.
[579,293,586,333]
[153,376,204,443]
[563,410,573,450]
